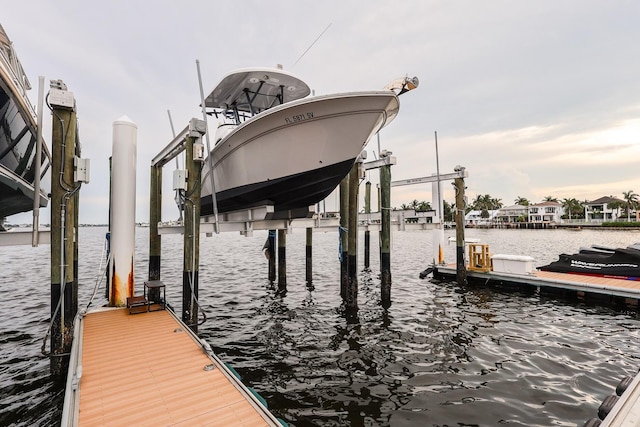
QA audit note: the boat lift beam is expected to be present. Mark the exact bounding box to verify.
[151,124,190,168]
[390,168,468,187]
[388,165,469,268]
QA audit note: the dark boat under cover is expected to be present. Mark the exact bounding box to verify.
[538,243,640,280]
[0,23,50,220]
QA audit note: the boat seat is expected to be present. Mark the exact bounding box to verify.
[126,295,148,314]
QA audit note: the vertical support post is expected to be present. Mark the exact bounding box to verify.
[277,229,286,292]
[32,76,45,246]
[148,165,162,301]
[432,179,445,265]
[339,176,349,300]
[364,181,371,269]
[72,134,80,326]
[346,163,359,310]
[454,175,468,285]
[305,227,312,283]
[105,157,112,299]
[377,183,382,265]
[109,117,137,307]
[50,96,78,377]
[268,230,276,281]
[380,162,392,307]
[183,134,201,332]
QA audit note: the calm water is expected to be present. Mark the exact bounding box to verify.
[1,227,640,426]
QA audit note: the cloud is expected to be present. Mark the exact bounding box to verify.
[3,1,640,224]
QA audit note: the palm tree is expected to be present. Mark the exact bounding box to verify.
[607,200,625,221]
[472,194,501,211]
[622,190,639,221]
[417,201,432,211]
[561,197,582,221]
[514,196,530,206]
[543,196,559,203]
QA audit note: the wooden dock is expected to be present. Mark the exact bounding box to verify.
[61,307,282,426]
[433,265,640,302]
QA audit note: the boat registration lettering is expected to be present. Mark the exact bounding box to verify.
[285,112,314,124]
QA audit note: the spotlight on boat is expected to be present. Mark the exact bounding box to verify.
[384,75,419,95]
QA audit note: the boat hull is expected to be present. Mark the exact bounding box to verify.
[201,91,399,216]
[0,25,49,219]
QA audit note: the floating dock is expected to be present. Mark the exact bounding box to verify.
[433,265,640,302]
[61,307,282,426]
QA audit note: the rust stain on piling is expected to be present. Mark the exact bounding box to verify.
[109,258,135,307]
[128,256,134,297]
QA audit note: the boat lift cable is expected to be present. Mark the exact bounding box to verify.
[196,59,219,233]
[85,238,110,311]
[293,22,332,67]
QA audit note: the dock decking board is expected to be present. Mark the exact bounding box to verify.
[77,308,276,426]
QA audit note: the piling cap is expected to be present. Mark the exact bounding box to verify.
[113,115,138,128]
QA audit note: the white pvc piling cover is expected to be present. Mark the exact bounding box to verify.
[109,116,137,306]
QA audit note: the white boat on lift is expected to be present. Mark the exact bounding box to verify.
[0,23,50,221]
[200,66,412,219]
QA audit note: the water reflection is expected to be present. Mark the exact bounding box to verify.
[3,227,640,426]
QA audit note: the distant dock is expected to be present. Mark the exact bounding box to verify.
[61,307,282,426]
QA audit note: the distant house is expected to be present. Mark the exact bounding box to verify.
[528,201,563,223]
[496,205,528,223]
[584,196,625,222]
[465,209,499,226]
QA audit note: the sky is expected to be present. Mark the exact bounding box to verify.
[4,0,640,224]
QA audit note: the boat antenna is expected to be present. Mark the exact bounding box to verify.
[293,22,332,66]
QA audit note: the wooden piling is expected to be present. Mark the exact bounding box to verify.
[339,176,349,299]
[268,230,276,282]
[148,165,162,301]
[347,163,359,310]
[305,227,312,283]
[183,135,201,332]
[454,176,468,286]
[364,181,371,269]
[277,229,286,291]
[72,137,80,329]
[50,102,78,377]
[380,163,392,307]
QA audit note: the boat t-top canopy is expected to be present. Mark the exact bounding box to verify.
[203,67,311,117]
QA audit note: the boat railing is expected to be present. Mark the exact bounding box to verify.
[0,37,36,116]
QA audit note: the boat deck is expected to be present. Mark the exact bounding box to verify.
[63,307,280,426]
[433,265,640,300]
